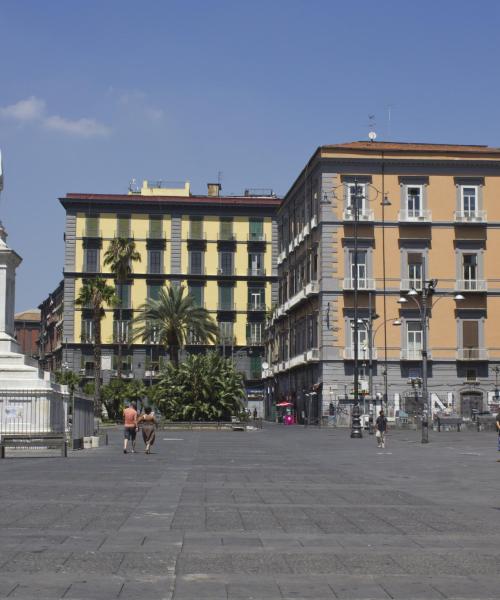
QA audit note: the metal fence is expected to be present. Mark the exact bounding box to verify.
[71,392,95,444]
[0,389,67,435]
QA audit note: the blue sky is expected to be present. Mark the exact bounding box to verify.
[1,0,500,310]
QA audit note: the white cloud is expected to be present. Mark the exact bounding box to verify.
[43,115,111,138]
[0,96,111,138]
[144,107,164,121]
[0,96,46,121]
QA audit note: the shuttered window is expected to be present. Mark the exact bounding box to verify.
[117,216,130,238]
[147,285,162,301]
[189,217,203,239]
[149,217,162,239]
[189,251,203,274]
[85,216,99,237]
[463,321,479,347]
[148,250,162,274]
[249,218,264,240]
[189,285,203,307]
[219,218,233,240]
[219,285,233,310]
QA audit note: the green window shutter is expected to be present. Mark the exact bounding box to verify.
[190,217,203,239]
[148,285,161,301]
[249,219,263,240]
[117,216,130,238]
[86,216,99,237]
[220,218,233,240]
[189,285,203,307]
[149,217,162,239]
[117,284,131,308]
[250,356,262,378]
[219,286,232,309]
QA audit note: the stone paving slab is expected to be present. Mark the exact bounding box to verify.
[0,425,499,598]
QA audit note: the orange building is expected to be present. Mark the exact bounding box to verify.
[265,142,500,422]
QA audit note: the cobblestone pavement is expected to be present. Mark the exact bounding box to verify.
[0,424,499,599]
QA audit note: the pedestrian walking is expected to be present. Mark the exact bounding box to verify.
[253,407,258,420]
[123,401,138,454]
[496,411,500,461]
[375,410,388,449]
[138,406,157,454]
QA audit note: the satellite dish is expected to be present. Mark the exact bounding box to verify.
[368,131,377,141]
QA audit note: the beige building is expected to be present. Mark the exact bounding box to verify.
[265,141,500,422]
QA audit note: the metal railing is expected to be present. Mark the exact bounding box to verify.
[456,279,487,291]
[342,278,376,290]
[247,303,266,311]
[343,208,375,221]
[400,278,423,291]
[248,268,266,277]
[398,209,432,222]
[248,233,266,242]
[0,390,66,435]
[457,348,488,360]
[454,210,487,223]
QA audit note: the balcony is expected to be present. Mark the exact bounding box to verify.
[305,280,319,296]
[400,278,423,291]
[400,348,424,360]
[246,336,263,346]
[217,267,235,276]
[80,367,95,378]
[277,250,286,265]
[456,279,487,292]
[343,348,378,360]
[310,215,318,229]
[113,231,133,239]
[218,303,236,311]
[188,266,206,276]
[187,334,207,345]
[303,223,310,237]
[187,230,206,241]
[285,287,306,312]
[248,233,266,242]
[147,230,165,240]
[219,335,237,346]
[343,208,375,222]
[454,210,487,223]
[218,232,236,242]
[398,209,431,222]
[306,348,320,362]
[248,268,266,277]
[144,369,160,378]
[273,305,286,320]
[83,228,101,238]
[247,303,266,312]
[342,278,376,291]
[457,348,488,360]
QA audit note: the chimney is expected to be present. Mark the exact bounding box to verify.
[207,182,221,197]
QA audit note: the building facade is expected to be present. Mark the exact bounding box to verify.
[38,280,64,372]
[59,181,279,404]
[14,309,40,357]
[265,141,500,422]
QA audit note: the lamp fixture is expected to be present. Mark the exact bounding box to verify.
[392,319,402,326]
[454,293,465,301]
[381,196,392,206]
[408,289,418,296]
[397,297,408,304]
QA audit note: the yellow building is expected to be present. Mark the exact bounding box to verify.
[59,181,279,399]
[266,141,500,422]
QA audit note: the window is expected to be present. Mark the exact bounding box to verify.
[463,254,477,283]
[189,217,203,239]
[85,216,99,237]
[407,253,423,289]
[249,218,264,241]
[81,357,95,377]
[461,186,477,215]
[219,321,234,343]
[114,319,130,343]
[407,321,423,358]
[347,183,366,211]
[462,320,479,358]
[350,250,367,286]
[219,217,234,241]
[84,248,98,272]
[218,285,233,310]
[112,354,132,373]
[466,368,477,382]
[149,216,162,239]
[81,319,93,343]
[248,287,265,310]
[189,251,203,275]
[247,322,263,344]
[250,355,262,379]
[350,322,368,358]
[405,186,422,218]
[248,252,264,276]
[219,251,234,275]
[117,216,130,238]
[188,285,203,307]
[148,250,162,274]
[147,285,162,301]
[116,284,131,308]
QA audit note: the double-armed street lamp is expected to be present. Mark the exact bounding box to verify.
[398,278,464,443]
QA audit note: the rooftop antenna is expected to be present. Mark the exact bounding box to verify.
[217,171,223,185]
[387,104,393,139]
[367,115,377,142]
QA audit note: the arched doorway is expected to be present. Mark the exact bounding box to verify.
[460,391,484,419]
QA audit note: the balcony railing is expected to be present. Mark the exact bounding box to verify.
[217,267,235,276]
[247,336,263,346]
[188,266,206,275]
[218,232,236,241]
[248,233,266,242]
[456,279,487,292]
[400,348,424,360]
[247,303,266,312]
[188,230,206,240]
[343,348,378,360]
[400,278,423,291]
[148,230,165,239]
[343,208,375,221]
[218,304,236,311]
[398,209,432,222]
[83,229,101,238]
[342,278,376,290]
[457,348,488,360]
[305,280,319,295]
[306,348,320,361]
[219,335,237,345]
[454,210,487,223]
[248,268,266,277]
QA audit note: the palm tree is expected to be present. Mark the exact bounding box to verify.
[132,284,218,367]
[103,238,141,377]
[75,278,118,413]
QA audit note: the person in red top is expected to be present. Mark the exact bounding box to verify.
[123,401,138,454]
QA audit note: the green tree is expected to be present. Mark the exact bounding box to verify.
[132,284,218,367]
[156,351,245,421]
[103,238,141,377]
[101,378,146,421]
[54,370,81,394]
[75,278,118,414]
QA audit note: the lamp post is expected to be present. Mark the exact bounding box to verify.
[350,180,362,438]
[398,278,464,443]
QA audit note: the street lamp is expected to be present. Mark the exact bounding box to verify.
[400,280,464,443]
